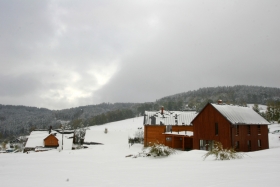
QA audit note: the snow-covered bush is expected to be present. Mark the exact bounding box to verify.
[143,142,176,157]
[14,144,23,152]
[76,144,84,149]
[134,128,144,143]
[1,142,6,150]
[128,128,144,145]
[203,141,244,161]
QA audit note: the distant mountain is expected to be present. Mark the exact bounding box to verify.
[1,85,280,139]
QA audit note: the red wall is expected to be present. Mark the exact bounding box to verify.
[144,125,165,146]
[193,104,232,149]
[232,125,269,152]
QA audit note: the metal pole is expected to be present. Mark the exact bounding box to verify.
[62,127,64,150]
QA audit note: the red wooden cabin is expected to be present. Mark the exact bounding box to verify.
[191,103,269,152]
[44,134,59,147]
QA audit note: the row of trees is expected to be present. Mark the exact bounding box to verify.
[253,101,280,123]
[158,85,280,112]
[266,101,280,123]
[0,103,139,140]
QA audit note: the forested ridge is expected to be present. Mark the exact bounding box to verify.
[0,103,138,139]
[1,85,280,140]
[157,85,280,110]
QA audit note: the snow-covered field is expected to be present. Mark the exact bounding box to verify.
[1,117,280,187]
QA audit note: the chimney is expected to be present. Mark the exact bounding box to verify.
[49,126,52,134]
[161,106,164,114]
[217,100,222,105]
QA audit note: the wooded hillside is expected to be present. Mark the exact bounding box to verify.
[1,85,280,140]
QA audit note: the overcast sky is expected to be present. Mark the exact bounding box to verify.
[0,0,279,110]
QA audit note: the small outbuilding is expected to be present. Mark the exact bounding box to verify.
[44,134,59,147]
[24,129,74,152]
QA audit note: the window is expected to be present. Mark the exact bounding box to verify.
[200,140,205,150]
[235,141,239,150]
[247,125,251,135]
[151,116,156,125]
[258,140,261,148]
[247,140,251,151]
[166,125,172,132]
[236,125,239,136]
[200,140,213,151]
[258,125,261,134]
[166,137,172,141]
[215,123,218,136]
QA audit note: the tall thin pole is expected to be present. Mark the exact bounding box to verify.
[62,127,64,150]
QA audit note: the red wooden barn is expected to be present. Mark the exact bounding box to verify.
[191,103,270,152]
[143,107,197,150]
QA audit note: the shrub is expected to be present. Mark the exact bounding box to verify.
[128,137,143,145]
[203,141,244,161]
[14,144,23,152]
[143,142,176,157]
[134,128,144,143]
[1,142,6,150]
[76,144,84,149]
[128,128,144,146]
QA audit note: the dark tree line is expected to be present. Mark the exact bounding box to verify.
[0,103,139,140]
[157,85,280,112]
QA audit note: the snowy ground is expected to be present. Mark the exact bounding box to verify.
[1,117,280,187]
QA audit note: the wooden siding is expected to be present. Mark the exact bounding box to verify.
[144,125,194,150]
[165,136,173,148]
[172,125,193,132]
[231,125,269,152]
[144,125,165,147]
[193,104,232,150]
[44,135,59,147]
[163,135,193,150]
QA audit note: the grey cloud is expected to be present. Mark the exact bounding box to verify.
[0,74,41,97]
[95,0,280,103]
[0,0,280,109]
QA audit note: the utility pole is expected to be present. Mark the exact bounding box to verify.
[62,125,64,150]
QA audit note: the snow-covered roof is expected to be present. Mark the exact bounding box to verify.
[211,103,270,125]
[25,131,48,148]
[25,130,73,150]
[144,110,197,125]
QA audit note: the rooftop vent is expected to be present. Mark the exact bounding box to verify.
[217,100,223,105]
